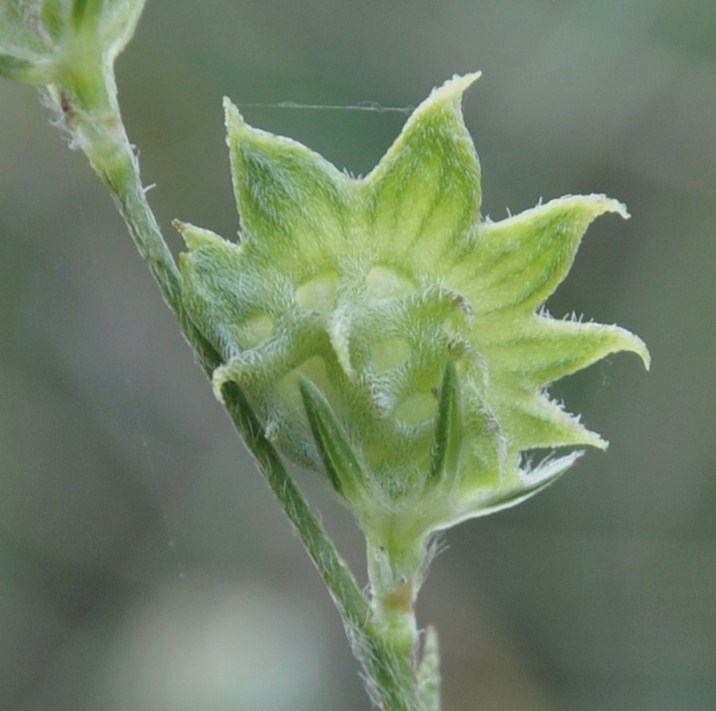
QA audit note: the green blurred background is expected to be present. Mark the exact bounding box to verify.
[1,1,715,709]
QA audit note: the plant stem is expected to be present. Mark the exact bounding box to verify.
[49,74,424,709]
[417,626,441,711]
[224,383,421,710]
[366,535,425,658]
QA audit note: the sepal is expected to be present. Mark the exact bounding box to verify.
[427,362,462,486]
[452,195,629,316]
[224,98,349,269]
[300,378,369,501]
[362,73,482,269]
[452,451,584,524]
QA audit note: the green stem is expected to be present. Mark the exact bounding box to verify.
[49,70,423,710]
[365,531,442,709]
[366,535,425,657]
[224,384,421,710]
[417,626,441,711]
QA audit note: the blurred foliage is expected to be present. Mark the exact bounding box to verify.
[1,1,714,709]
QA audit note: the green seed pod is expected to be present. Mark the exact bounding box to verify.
[178,74,649,544]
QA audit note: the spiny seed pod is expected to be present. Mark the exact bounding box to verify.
[177,74,649,545]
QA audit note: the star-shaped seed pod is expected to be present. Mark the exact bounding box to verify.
[178,73,649,548]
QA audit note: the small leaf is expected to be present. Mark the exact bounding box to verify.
[300,378,368,500]
[457,452,584,522]
[0,53,36,81]
[427,362,461,485]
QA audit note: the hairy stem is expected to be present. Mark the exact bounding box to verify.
[49,76,423,710]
